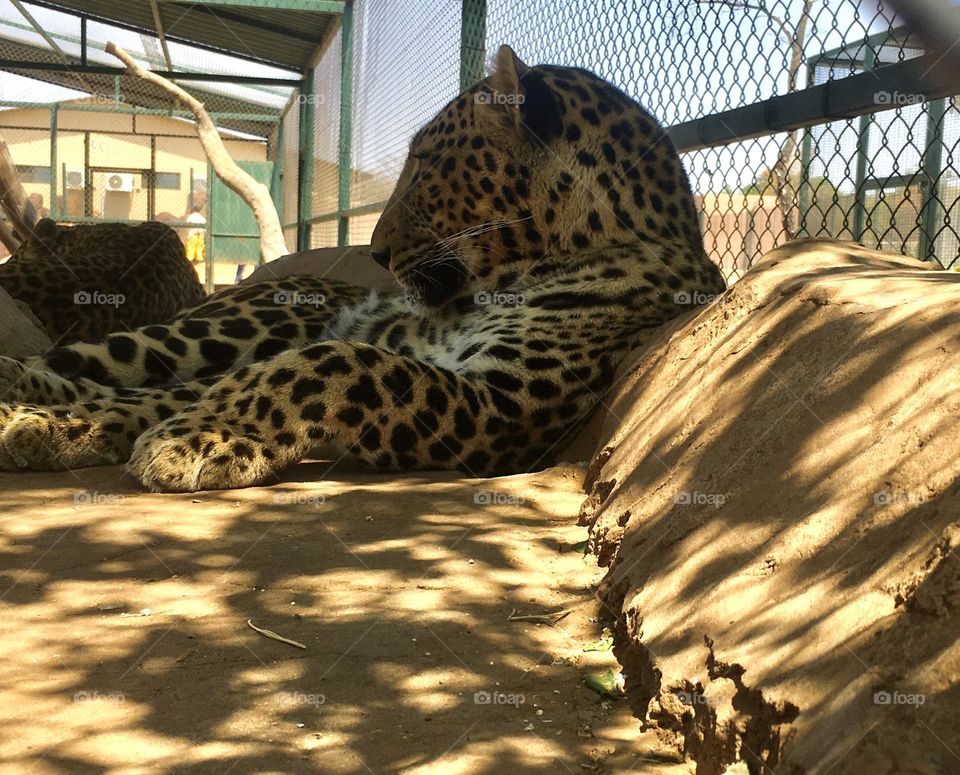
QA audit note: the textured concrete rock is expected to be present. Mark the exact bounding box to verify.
[0,284,51,358]
[578,239,960,773]
[244,245,399,293]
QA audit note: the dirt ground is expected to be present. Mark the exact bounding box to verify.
[0,460,688,775]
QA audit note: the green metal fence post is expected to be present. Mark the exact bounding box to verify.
[336,1,354,247]
[459,0,487,90]
[297,68,315,252]
[270,119,284,216]
[918,97,946,262]
[205,161,214,292]
[49,103,57,219]
[852,46,877,241]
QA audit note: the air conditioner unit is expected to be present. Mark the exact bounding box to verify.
[105,172,135,193]
[65,168,86,188]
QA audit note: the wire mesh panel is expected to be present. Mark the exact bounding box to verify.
[482,0,960,276]
[307,27,342,249]
[280,95,300,252]
[337,0,462,244]
[0,0,292,286]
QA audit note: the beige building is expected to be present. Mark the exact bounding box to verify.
[1,97,269,285]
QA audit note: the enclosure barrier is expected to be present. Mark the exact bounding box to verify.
[296,0,960,280]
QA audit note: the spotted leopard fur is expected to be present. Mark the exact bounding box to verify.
[0,218,204,343]
[0,45,724,492]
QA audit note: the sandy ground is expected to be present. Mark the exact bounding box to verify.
[0,460,688,775]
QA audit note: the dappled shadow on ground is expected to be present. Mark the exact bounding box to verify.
[0,461,688,774]
[580,245,960,770]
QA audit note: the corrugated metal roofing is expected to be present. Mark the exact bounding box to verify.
[23,0,341,72]
[0,36,283,138]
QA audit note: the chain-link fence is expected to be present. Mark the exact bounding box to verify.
[5,2,957,284]
[299,0,959,280]
[0,0,295,288]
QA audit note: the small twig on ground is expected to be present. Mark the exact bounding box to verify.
[507,606,580,625]
[247,618,307,649]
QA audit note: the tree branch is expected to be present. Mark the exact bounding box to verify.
[105,42,289,262]
[0,133,37,245]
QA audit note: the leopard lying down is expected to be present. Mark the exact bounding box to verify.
[0,45,724,493]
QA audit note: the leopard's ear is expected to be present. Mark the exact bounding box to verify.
[476,45,529,132]
[32,217,58,243]
[477,45,562,144]
[489,44,528,96]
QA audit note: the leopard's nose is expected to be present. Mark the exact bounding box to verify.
[371,247,391,269]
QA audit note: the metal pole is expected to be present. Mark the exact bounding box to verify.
[918,97,946,262]
[852,47,876,241]
[336,1,354,247]
[49,104,57,219]
[459,0,487,90]
[297,67,315,251]
[796,63,813,238]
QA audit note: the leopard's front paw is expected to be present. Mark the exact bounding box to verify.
[0,405,122,471]
[128,416,285,492]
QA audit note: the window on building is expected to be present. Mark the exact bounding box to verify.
[16,165,51,184]
[141,172,181,190]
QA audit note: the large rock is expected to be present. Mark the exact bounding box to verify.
[244,245,400,293]
[577,239,960,773]
[0,284,51,358]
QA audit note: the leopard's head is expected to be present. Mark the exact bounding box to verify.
[370,45,704,305]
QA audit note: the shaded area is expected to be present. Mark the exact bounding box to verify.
[0,461,687,774]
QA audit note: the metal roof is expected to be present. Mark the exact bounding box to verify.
[20,0,343,73]
[0,36,286,138]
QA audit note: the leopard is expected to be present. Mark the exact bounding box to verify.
[0,45,725,493]
[0,218,204,343]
